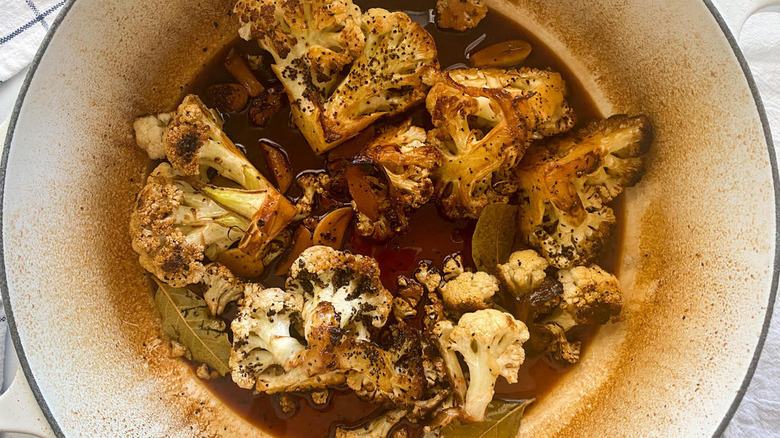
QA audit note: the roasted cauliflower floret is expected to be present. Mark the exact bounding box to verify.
[436,0,487,31]
[515,114,653,268]
[129,163,252,286]
[533,322,581,364]
[234,0,364,92]
[440,271,499,313]
[347,121,442,240]
[497,249,549,298]
[341,323,426,407]
[229,285,306,390]
[558,264,622,325]
[502,259,622,364]
[160,95,274,191]
[286,246,393,340]
[321,10,439,146]
[427,68,573,219]
[293,172,331,220]
[442,309,529,421]
[235,0,439,153]
[201,263,245,315]
[335,410,406,438]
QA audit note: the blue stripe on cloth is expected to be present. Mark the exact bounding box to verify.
[24,0,50,30]
[0,0,66,45]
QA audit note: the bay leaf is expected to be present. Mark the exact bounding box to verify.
[437,399,534,438]
[472,204,518,275]
[154,279,232,375]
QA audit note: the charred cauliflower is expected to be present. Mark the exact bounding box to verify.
[439,309,529,421]
[558,264,622,325]
[347,121,442,240]
[232,300,347,394]
[129,163,295,287]
[515,114,653,268]
[321,9,439,146]
[496,250,623,364]
[427,68,574,219]
[286,245,393,341]
[130,164,250,286]
[497,249,549,298]
[436,0,487,31]
[136,95,273,191]
[230,248,427,407]
[201,263,245,315]
[235,0,439,153]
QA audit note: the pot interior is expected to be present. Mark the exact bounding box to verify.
[2,0,774,436]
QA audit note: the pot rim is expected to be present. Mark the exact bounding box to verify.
[1,1,776,436]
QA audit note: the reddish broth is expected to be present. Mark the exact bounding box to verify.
[183,2,621,436]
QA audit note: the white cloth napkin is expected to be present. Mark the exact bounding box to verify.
[0,0,66,82]
[0,2,777,435]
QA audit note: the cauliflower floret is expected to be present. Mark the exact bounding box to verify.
[341,323,426,407]
[321,10,439,148]
[440,271,499,313]
[515,114,653,268]
[347,121,442,240]
[558,265,622,324]
[133,112,172,159]
[160,95,277,191]
[436,0,487,31]
[234,0,364,92]
[294,172,331,220]
[444,309,529,421]
[235,1,439,154]
[129,163,252,286]
[286,246,393,341]
[392,276,425,320]
[427,68,573,219]
[441,254,465,281]
[533,322,581,364]
[201,263,245,315]
[335,410,407,438]
[229,285,307,390]
[497,249,549,298]
[133,95,296,255]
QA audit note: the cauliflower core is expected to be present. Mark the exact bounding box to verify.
[234,0,439,153]
[515,114,653,268]
[427,68,574,219]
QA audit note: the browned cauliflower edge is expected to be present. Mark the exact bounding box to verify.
[515,114,653,268]
[427,67,574,219]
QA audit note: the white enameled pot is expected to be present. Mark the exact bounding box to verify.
[0,0,778,436]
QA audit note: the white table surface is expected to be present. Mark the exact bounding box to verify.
[1,8,778,438]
